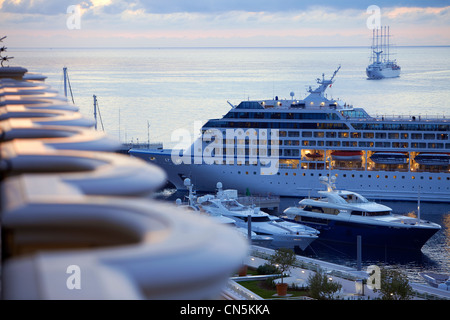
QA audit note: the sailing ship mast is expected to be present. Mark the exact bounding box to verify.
[63,67,75,104]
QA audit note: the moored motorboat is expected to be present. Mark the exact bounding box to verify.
[282,176,441,250]
[175,179,273,246]
[193,181,319,251]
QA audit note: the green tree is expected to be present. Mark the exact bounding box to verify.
[373,267,414,300]
[307,269,343,300]
[269,248,296,284]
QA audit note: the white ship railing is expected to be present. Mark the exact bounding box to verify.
[347,114,449,122]
[221,280,264,300]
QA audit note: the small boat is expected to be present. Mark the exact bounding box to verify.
[305,152,323,159]
[331,151,362,161]
[192,181,319,251]
[282,176,441,250]
[175,179,273,246]
[370,152,408,164]
[414,153,450,166]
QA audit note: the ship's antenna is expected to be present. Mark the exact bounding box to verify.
[330,65,341,82]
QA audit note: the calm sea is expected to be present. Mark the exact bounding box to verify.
[12,46,450,283]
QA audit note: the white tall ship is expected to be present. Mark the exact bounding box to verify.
[130,67,450,203]
[366,26,401,79]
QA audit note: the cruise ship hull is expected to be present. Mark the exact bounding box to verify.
[129,149,450,203]
[283,217,439,250]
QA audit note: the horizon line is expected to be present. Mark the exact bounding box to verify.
[10,45,450,50]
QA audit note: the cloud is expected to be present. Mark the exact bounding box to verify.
[1,1,449,47]
[385,5,450,24]
[0,0,75,15]
[2,0,449,15]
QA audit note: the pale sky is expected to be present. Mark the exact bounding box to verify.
[1,0,450,47]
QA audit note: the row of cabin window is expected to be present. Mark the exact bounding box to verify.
[205,128,448,141]
[218,140,450,149]
[224,111,340,120]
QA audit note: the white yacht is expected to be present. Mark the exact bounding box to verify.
[282,176,441,250]
[175,179,273,246]
[366,26,401,79]
[130,66,450,203]
[192,181,319,251]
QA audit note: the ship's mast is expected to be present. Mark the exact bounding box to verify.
[373,27,383,64]
[371,29,375,63]
[376,28,378,56]
[384,26,387,62]
[63,67,68,98]
[388,26,390,62]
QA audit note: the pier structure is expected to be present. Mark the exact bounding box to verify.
[222,246,450,300]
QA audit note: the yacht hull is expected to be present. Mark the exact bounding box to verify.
[129,149,450,203]
[249,230,317,251]
[284,217,439,250]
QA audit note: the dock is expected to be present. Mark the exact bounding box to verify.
[222,245,450,300]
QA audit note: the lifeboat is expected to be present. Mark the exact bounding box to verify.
[330,151,362,161]
[305,152,323,159]
[414,153,450,166]
[370,152,408,164]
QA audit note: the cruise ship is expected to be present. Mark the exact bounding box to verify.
[130,66,450,203]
